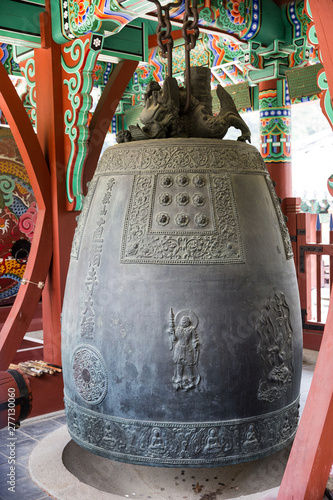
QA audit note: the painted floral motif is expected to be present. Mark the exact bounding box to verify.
[59,0,150,42]
[18,202,38,240]
[216,0,260,39]
[92,63,103,82]
[0,45,6,64]
[73,0,89,26]
[199,7,214,25]
[226,0,246,26]
[0,217,10,235]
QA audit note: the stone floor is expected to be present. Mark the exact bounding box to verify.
[0,412,67,500]
[0,350,332,500]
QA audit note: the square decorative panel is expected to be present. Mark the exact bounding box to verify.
[121,172,244,265]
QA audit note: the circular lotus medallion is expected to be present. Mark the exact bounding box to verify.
[72,345,108,405]
[156,212,170,226]
[176,174,190,187]
[175,213,190,227]
[176,193,189,206]
[159,193,172,206]
[160,175,173,188]
[192,193,205,207]
[195,213,209,227]
[193,175,206,188]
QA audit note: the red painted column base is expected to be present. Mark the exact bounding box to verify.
[278,300,333,499]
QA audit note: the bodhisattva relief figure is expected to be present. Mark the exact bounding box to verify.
[148,428,166,456]
[168,309,201,391]
[243,424,259,452]
[204,428,222,453]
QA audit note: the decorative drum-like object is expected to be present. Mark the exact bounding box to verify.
[0,127,37,305]
[61,138,302,467]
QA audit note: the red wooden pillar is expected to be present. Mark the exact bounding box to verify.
[35,5,77,365]
[284,196,301,263]
[316,215,322,323]
[0,64,52,369]
[329,214,333,294]
[259,79,292,203]
[278,298,333,499]
[296,213,312,322]
[278,2,333,496]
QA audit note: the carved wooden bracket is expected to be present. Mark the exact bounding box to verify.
[61,33,104,211]
[19,57,37,128]
[305,0,333,131]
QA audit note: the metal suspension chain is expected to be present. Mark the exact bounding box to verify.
[148,0,182,77]
[182,0,199,114]
[148,0,200,113]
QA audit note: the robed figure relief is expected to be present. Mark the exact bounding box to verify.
[256,292,293,403]
[168,309,201,391]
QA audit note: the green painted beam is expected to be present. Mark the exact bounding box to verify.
[21,0,45,5]
[100,22,147,62]
[253,0,285,45]
[0,0,44,47]
[251,85,259,111]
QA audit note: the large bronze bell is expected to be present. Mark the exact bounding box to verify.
[61,70,302,467]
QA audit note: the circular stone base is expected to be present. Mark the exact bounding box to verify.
[29,425,288,499]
